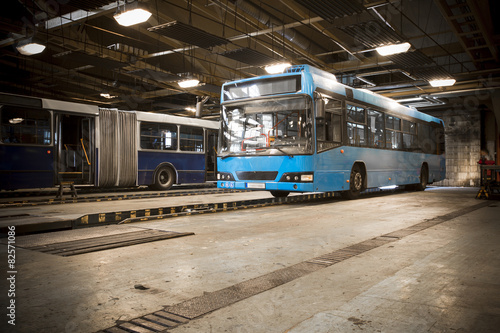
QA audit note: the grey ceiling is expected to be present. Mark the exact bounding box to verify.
[1,0,499,117]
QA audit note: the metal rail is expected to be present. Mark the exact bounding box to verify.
[0,188,239,208]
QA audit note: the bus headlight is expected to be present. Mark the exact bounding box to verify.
[300,174,313,182]
[218,172,235,181]
[279,172,314,182]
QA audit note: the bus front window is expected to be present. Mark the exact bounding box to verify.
[220,96,312,156]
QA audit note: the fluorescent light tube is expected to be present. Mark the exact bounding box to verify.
[376,42,411,56]
[17,42,45,56]
[178,79,200,88]
[265,63,291,74]
[114,8,152,26]
[429,79,456,87]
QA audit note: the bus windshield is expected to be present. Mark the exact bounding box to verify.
[220,96,313,157]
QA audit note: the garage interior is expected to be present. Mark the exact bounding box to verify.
[1,1,500,333]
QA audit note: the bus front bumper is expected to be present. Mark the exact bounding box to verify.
[218,181,315,192]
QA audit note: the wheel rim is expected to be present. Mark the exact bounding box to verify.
[353,172,363,191]
[159,170,170,185]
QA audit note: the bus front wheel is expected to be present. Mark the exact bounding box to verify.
[152,166,175,191]
[270,190,290,198]
[342,164,364,200]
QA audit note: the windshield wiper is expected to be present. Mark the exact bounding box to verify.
[259,146,294,158]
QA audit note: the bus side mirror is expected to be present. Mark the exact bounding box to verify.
[315,99,325,119]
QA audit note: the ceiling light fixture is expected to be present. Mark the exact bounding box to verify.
[178,79,200,88]
[429,79,456,87]
[265,62,291,74]
[16,38,46,56]
[100,93,117,99]
[375,42,411,56]
[114,2,152,27]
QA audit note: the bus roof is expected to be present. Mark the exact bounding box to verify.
[222,64,443,125]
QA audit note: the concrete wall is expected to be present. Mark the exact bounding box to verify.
[432,110,482,187]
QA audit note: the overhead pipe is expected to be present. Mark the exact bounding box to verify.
[196,96,210,118]
[230,0,325,56]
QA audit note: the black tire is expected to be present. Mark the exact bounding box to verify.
[415,165,428,191]
[152,166,175,191]
[342,164,364,200]
[270,190,290,198]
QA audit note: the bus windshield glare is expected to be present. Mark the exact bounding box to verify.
[220,96,313,156]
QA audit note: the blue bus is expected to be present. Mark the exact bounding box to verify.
[217,65,445,199]
[0,92,218,191]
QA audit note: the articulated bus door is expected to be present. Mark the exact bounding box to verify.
[205,129,218,181]
[55,113,95,185]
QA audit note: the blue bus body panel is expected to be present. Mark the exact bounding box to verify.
[316,147,445,190]
[0,145,54,190]
[217,155,316,192]
[138,151,206,185]
[217,147,445,192]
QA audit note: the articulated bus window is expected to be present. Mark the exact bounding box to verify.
[180,126,204,152]
[0,106,50,145]
[140,122,178,150]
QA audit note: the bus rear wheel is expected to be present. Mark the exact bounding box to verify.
[152,166,175,191]
[415,165,428,191]
[270,190,290,198]
[342,164,364,200]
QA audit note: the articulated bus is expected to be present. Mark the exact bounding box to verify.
[217,65,445,199]
[0,92,218,191]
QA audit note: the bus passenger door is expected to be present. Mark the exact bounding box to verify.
[55,113,95,185]
[205,129,218,181]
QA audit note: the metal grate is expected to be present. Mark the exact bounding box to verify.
[386,50,434,68]
[219,48,279,66]
[22,230,194,256]
[338,20,402,48]
[148,21,229,49]
[127,68,180,82]
[54,51,127,70]
[411,66,452,81]
[56,0,114,13]
[294,0,365,22]
[236,171,278,181]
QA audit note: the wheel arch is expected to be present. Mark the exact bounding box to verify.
[152,162,178,185]
[352,160,367,190]
[421,161,430,181]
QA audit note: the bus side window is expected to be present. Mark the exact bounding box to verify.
[180,126,204,152]
[317,98,342,152]
[368,110,384,148]
[1,106,50,145]
[347,104,366,147]
[385,115,402,150]
[140,122,177,150]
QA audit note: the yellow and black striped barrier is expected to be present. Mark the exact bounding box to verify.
[72,192,338,228]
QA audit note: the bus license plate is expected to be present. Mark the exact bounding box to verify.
[246,183,265,189]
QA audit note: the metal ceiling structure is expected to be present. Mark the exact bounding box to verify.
[0,0,499,117]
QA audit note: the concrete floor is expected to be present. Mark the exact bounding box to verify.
[0,187,499,333]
